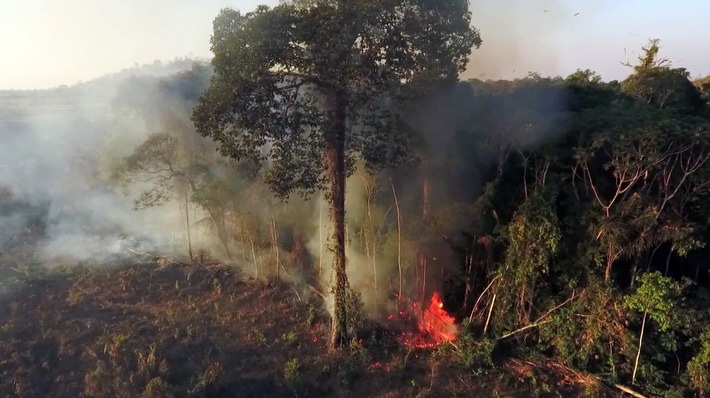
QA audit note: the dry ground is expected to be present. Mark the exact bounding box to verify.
[0,260,613,397]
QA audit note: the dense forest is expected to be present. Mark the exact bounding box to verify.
[2,2,710,397]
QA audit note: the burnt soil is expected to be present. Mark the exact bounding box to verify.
[0,261,615,397]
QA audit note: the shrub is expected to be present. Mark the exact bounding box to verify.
[306,306,317,327]
[282,331,298,346]
[434,331,495,372]
[140,378,172,398]
[285,358,301,383]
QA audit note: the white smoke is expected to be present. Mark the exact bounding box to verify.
[0,61,197,266]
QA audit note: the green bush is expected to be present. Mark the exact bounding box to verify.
[282,331,298,346]
[140,378,172,398]
[306,306,317,327]
[285,358,301,383]
[435,331,495,372]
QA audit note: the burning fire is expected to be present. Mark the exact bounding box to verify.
[418,292,457,343]
[390,291,458,348]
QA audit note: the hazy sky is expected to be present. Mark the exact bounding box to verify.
[2,0,710,90]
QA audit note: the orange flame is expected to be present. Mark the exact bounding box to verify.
[418,292,457,343]
[392,291,458,348]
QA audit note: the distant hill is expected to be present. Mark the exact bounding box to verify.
[0,57,209,124]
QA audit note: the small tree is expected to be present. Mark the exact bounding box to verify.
[621,39,704,113]
[110,66,233,262]
[192,0,480,347]
[496,190,560,329]
[624,271,682,384]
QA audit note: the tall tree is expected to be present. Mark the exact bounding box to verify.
[192,0,480,347]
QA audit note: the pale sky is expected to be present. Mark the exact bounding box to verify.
[2,0,710,90]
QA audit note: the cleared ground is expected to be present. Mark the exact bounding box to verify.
[0,260,610,397]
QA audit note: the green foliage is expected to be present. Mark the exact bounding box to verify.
[496,191,561,327]
[686,330,710,394]
[455,334,496,371]
[672,237,705,257]
[284,358,301,383]
[344,287,364,336]
[192,0,481,198]
[624,272,682,331]
[504,191,560,278]
[434,328,495,372]
[348,337,370,361]
[306,306,317,327]
[621,39,704,113]
[102,332,131,362]
[187,363,223,396]
[140,378,172,398]
[248,328,268,346]
[539,283,634,378]
[282,331,298,346]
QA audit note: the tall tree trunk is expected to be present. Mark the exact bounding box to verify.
[326,92,348,348]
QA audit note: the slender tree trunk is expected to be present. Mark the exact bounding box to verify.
[484,293,497,334]
[243,221,258,278]
[184,191,194,262]
[630,258,640,288]
[391,180,402,310]
[373,238,378,298]
[462,254,473,309]
[318,197,323,279]
[364,184,377,297]
[326,92,349,348]
[271,217,279,281]
[664,247,673,276]
[632,311,647,385]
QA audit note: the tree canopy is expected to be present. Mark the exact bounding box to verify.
[192,0,481,346]
[192,0,480,197]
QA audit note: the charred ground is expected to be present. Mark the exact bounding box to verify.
[0,259,608,398]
